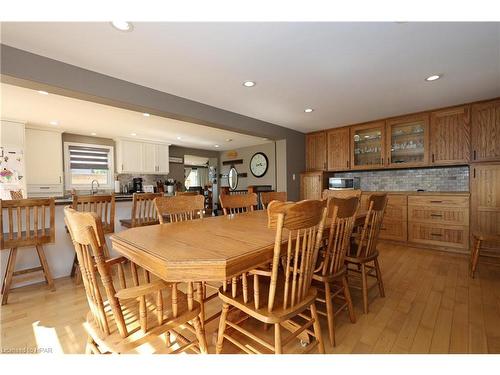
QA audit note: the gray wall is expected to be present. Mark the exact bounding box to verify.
[168,145,219,187]
[334,166,469,192]
[220,142,276,190]
[1,44,305,200]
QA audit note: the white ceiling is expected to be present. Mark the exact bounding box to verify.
[1,22,500,133]
[0,83,269,150]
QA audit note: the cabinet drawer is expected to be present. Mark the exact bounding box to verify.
[408,206,469,226]
[408,195,469,208]
[380,218,407,242]
[408,222,469,250]
[27,184,63,197]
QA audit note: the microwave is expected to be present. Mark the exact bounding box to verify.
[328,177,360,190]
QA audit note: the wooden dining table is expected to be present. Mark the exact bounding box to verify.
[111,209,367,283]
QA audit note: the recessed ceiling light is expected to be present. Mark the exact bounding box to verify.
[143,113,150,117]
[425,74,441,82]
[130,133,137,136]
[243,81,256,87]
[214,145,220,148]
[304,108,314,113]
[225,138,233,142]
[91,132,97,136]
[176,136,182,140]
[263,138,269,141]
[38,90,49,95]
[111,21,133,32]
[49,120,58,126]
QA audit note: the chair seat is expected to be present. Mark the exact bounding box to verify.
[345,249,380,264]
[120,219,160,228]
[312,266,347,283]
[85,287,201,354]
[218,276,317,324]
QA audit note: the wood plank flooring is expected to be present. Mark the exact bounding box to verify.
[1,242,500,354]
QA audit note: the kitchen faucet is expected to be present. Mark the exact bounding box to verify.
[90,179,100,195]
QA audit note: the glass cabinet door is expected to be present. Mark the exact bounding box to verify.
[386,115,429,167]
[351,122,385,169]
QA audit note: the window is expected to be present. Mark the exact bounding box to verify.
[64,142,114,190]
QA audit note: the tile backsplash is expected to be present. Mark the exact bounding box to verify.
[334,166,469,192]
[117,174,169,188]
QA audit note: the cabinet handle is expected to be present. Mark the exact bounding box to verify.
[430,233,442,237]
[39,186,50,190]
[381,157,384,165]
[473,150,476,160]
[430,200,443,203]
[122,164,124,171]
[432,154,435,163]
[59,176,62,183]
[381,227,387,231]
[473,168,476,178]
[430,214,443,217]
[387,157,390,165]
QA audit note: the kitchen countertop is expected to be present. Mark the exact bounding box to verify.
[360,191,470,196]
[54,192,175,205]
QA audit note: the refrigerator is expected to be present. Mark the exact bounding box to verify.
[0,146,25,199]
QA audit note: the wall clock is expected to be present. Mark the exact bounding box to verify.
[250,152,269,178]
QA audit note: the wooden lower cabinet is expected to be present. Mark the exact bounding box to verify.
[300,171,325,200]
[408,222,469,250]
[361,193,407,242]
[470,163,500,254]
[408,194,470,252]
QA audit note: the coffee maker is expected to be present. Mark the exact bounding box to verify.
[132,177,143,193]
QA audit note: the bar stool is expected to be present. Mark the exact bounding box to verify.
[470,232,500,278]
[120,192,163,228]
[1,198,56,305]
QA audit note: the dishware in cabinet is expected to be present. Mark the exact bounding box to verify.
[385,113,430,168]
[350,121,386,170]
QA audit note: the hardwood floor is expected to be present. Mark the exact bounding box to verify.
[1,242,500,354]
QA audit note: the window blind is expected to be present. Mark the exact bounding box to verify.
[69,145,110,170]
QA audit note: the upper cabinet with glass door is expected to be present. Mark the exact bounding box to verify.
[350,121,386,169]
[385,114,430,168]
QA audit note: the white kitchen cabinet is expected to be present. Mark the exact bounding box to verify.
[142,142,157,173]
[116,139,169,174]
[156,144,169,174]
[116,140,143,173]
[25,127,64,197]
[1,119,25,148]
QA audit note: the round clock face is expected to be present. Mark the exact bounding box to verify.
[250,152,268,178]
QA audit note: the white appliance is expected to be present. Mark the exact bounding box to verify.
[0,146,25,199]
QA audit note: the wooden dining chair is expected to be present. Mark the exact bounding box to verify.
[321,189,362,200]
[216,200,328,354]
[345,193,387,314]
[64,207,207,354]
[175,191,199,196]
[313,196,358,346]
[219,192,258,215]
[1,198,55,305]
[470,232,500,278]
[154,195,204,223]
[260,191,287,209]
[120,193,163,228]
[70,194,116,284]
[154,194,216,328]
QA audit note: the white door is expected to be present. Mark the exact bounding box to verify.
[120,140,143,173]
[25,128,63,185]
[142,142,157,173]
[156,144,169,174]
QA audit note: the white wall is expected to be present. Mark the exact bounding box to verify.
[0,200,133,289]
[219,142,276,190]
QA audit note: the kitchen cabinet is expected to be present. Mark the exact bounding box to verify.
[408,194,469,252]
[350,121,386,170]
[25,127,64,197]
[305,132,327,171]
[430,105,471,165]
[327,127,350,171]
[1,119,25,148]
[361,193,407,242]
[300,171,324,200]
[470,164,500,254]
[386,113,430,168]
[116,139,169,174]
[471,99,500,162]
